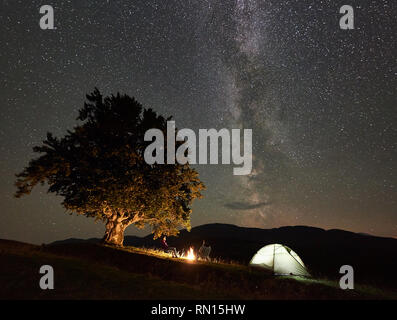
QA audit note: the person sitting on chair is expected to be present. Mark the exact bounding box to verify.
[161,236,179,258]
[198,240,211,261]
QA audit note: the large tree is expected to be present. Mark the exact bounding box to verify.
[15,89,205,246]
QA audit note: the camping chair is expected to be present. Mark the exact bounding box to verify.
[165,247,179,258]
[199,246,211,261]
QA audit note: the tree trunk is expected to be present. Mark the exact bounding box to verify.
[102,214,128,246]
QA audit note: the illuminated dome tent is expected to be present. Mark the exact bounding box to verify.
[250,244,310,276]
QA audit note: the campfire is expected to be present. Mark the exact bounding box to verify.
[185,247,196,261]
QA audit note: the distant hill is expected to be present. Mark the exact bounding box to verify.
[50,223,397,289]
[50,237,101,245]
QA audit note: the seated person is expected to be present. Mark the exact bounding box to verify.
[161,236,179,258]
[198,240,211,260]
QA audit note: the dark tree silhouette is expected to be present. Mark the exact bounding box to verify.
[15,89,205,246]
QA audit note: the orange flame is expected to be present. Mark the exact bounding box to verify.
[185,247,196,261]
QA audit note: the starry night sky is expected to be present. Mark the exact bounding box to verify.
[1,0,396,243]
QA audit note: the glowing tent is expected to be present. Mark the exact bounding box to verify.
[249,244,310,276]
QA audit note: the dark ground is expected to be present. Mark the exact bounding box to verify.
[1,238,396,300]
[53,223,397,291]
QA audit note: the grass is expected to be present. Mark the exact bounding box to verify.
[0,240,233,299]
[120,245,244,268]
[112,244,397,300]
[1,239,395,300]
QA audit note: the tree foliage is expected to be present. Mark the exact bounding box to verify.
[15,89,205,245]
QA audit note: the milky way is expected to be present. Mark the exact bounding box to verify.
[0,0,396,243]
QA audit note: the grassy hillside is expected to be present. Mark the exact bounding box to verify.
[0,239,231,299]
[0,239,395,300]
[53,223,397,291]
